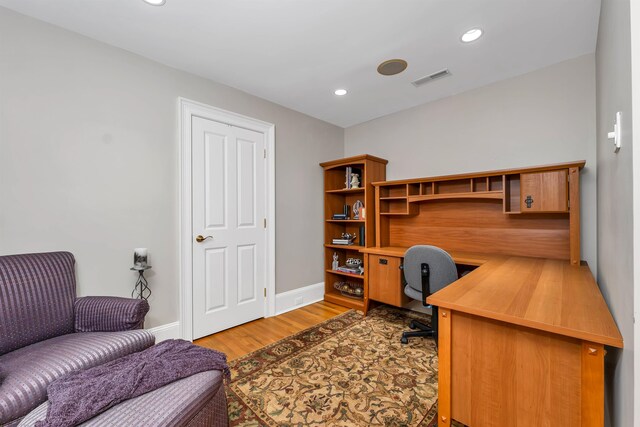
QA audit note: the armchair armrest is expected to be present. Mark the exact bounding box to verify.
[74,296,149,332]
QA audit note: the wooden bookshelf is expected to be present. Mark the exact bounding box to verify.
[320,155,387,313]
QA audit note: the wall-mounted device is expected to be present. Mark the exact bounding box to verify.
[607,111,622,153]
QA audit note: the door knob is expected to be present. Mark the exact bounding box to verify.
[195,235,213,243]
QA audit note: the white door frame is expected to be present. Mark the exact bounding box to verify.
[178,97,276,341]
[631,1,640,422]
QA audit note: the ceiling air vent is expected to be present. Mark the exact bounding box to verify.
[411,69,452,87]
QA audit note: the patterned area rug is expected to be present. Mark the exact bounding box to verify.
[226,305,441,427]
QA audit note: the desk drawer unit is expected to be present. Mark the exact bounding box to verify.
[367,254,408,307]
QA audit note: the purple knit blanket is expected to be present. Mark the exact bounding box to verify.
[36,339,230,427]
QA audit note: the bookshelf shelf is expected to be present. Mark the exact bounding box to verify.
[326,269,365,280]
[324,244,365,251]
[325,188,365,194]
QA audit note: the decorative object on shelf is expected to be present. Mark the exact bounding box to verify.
[332,253,339,271]
[133,248,148,268]
[344,166,362,189]
[338,258,364,276]
[345,258,362,268]
[130,264,152,301]
[350,173,360,189]
[353,200,364,220]
[333,281,364,298]
[360,207,366,219]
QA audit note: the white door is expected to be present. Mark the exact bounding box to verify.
[191,116,266,339]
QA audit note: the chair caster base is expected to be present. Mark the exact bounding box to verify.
[400,336,409,344]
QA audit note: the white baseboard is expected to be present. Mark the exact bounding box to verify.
[149,283,323,340]
[274,282,324,315]
[147,321,181,342]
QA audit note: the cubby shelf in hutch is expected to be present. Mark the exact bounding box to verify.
[319,155,387,313]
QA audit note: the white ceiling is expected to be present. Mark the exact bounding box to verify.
[0,0,601,127]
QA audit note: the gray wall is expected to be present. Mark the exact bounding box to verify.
[595,0,635,425]
[345,54,598,271]
[0,7,344,328]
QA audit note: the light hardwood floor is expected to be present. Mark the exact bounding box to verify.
[194,301,350,360]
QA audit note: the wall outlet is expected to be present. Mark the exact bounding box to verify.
[295,297,303,306]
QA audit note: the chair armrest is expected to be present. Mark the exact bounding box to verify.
[74,297,149,332]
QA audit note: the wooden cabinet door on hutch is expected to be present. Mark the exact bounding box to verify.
[520,170,568,212]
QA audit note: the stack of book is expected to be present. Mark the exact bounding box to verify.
[332,238,353,245]
[332,213,348,220]
[336,265,362,275]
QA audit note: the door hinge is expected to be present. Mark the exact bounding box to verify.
[264,288,267,297]
[264,148,267,159]
[264,218,267,228]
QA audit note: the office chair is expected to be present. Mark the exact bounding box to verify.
[400,245,458,344]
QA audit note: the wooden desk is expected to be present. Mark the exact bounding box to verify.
[346,161,622,425]
[426,255,623,427]
[362,246,623,426]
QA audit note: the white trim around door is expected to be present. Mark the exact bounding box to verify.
[178,97,276,341]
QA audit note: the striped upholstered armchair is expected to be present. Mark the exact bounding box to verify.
[0,252,155,426]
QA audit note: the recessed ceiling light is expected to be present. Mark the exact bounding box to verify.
[142,0,166,5]
[334,89,348,96]
[461,28,483,43]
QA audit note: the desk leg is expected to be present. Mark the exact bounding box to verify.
[438,308,451,426]
[581,342,604,427]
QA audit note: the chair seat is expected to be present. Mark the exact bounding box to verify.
[0,330,154,424]
[17,371,227,427]
[403,283,423,302]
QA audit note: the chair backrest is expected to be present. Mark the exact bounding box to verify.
[0,252,76,355]
[403,245,458,296]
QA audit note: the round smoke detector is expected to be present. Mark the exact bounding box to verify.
[377,59,408,76]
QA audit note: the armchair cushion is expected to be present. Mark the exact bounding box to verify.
[0,330,155,424]
[74,297,150,332]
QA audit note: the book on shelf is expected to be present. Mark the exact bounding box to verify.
[332,214,348,220]
[332,239,354,245]
[336,266,362,275]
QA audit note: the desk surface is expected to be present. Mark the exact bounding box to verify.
[360,246,623,348]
